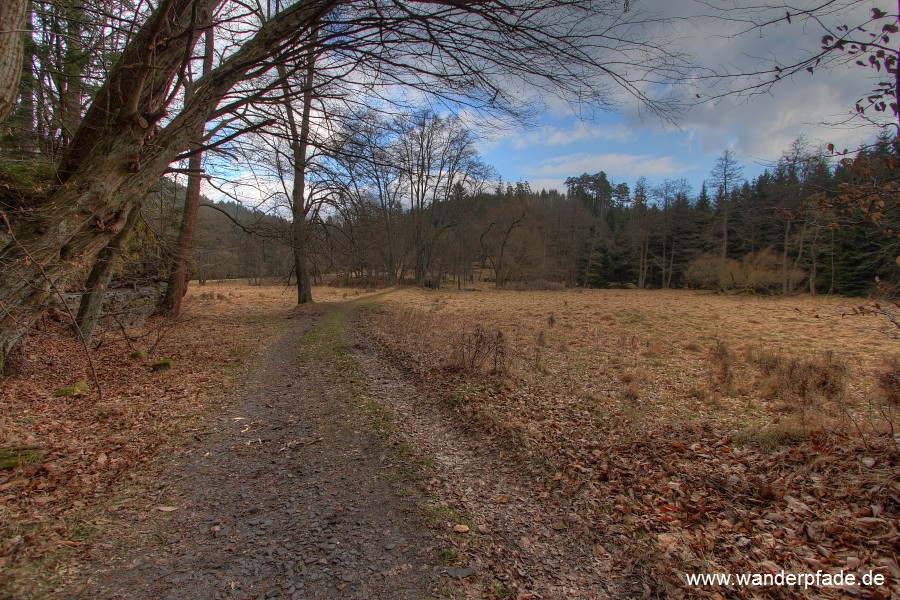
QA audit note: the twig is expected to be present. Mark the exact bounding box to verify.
[0,212,102,400]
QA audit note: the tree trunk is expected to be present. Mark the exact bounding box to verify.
[781,217,791,294]
[0,0,27,125]
[59,0,85,148]
[161,26,214,317]
[9,3,35,151]
[790,222,807,295]
[660,235,668,288]
[76,206,141,344]
[279,27,317,304]
[720,197,729,268]
[161,152,203,315]
[809,230,819,295]
[667,235,676,288]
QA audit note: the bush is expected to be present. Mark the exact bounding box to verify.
[685,248,804,293]
[877,359,900,406]
[750,349,848,404]
[452,324,507,374]
[151,358,174,372]
[130,348,149,361]
[504,279,566,291]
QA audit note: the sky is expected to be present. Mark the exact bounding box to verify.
[476,0,894,198]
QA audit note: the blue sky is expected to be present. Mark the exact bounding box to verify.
[475,0,892,198]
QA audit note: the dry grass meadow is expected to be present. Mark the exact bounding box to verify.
[368,286,898,435]
[361,285,900,597]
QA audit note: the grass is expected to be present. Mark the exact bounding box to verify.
[53,380,89,397]
[361,285,900,597]
[150,358,173,372]
[425,506,469,528]
[367,287,896,435]
[0,447,46,470]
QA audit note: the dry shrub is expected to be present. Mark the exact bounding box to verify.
[754,351,848,404]
[877,359,900,406]
[687,386,708,401]
[685,254,724,289]
[452,324,507,374]
[640,340,662,358]
[622,383,640,401]
[709,339,735,390]
[745,346,782,373]
[736,420,808,449]
[685,248,804,293]
[505,279,566,291]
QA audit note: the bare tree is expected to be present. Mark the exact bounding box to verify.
[709,148,744,267]
[697,0,899,131]
[394,111,490,286]
[161,23,216,316]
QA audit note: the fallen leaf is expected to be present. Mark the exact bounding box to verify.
[452,524,470,533]
[156,505,178,512]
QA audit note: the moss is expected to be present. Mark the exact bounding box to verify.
[0,156,56,193]
[53,380,89,397]
[0,447,46,470]
[130,348,149,361]
[151,359,173,372]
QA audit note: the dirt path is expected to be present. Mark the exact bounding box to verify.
[65,296,625,599]
[67,303,441,599]
[349,315,617,600]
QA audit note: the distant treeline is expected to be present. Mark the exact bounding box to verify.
[324,134,899,296]
[115,133,899,298]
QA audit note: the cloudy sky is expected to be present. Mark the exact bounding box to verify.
[478,0,894,196]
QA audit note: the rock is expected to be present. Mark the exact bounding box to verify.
[445,567,475,580]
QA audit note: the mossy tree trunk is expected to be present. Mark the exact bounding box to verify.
[76,206,140,344]
[0,0,328,361]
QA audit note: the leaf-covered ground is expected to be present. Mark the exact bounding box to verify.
[0,283,337,596]
[2,283,898,598]
[360,287,899,599]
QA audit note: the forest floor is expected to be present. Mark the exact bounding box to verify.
[1,283,898,599]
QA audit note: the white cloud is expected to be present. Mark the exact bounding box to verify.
[641,0,892,162]
[507,122,636,149]
[527,152,684,178]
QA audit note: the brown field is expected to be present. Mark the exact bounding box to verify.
[361,286,900,597]
[368,287,898,432]
[2,283,898,597]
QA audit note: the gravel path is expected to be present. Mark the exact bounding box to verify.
[70,307,441,599]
